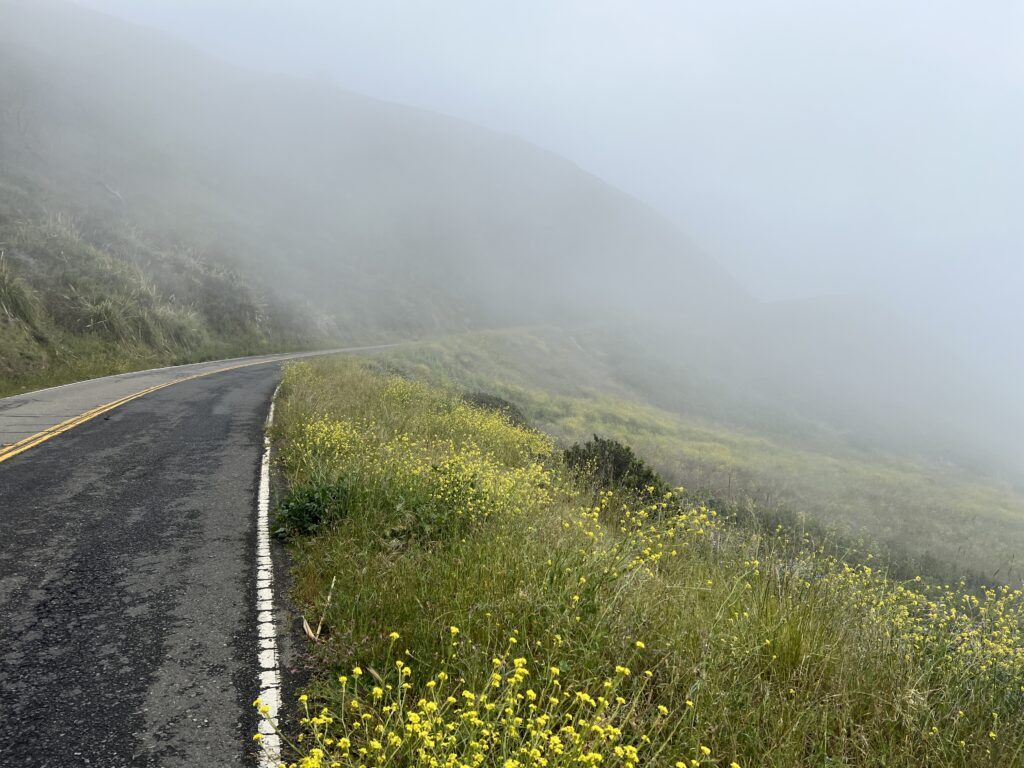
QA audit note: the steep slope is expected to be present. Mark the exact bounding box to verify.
[0,0,748,334]
[0,174,337,394]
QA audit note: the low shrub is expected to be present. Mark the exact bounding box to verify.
[564,434,668,499]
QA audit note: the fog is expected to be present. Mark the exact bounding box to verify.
[2,0,1022,477]
[76,0,1024,384]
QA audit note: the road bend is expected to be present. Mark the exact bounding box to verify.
[0,349,387,766]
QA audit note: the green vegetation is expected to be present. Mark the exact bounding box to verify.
[0,178,336,396]
[564,434,668,500]
[378,329,1024,584]
[266,357,1024,767]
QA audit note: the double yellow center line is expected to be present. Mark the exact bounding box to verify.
[0,359,275,465]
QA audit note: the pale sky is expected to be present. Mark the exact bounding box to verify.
[76,0,1024,377]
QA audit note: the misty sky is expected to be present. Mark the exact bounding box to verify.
[75,0,1023,376]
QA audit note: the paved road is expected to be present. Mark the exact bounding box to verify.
[0,347,389,453]
[0,349,385,766]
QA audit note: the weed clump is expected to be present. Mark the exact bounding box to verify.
[274,481,354,538]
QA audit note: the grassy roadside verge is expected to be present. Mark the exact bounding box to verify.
[266,357,1024,767]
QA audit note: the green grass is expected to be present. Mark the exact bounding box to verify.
[0,177,339,397]
[377,329,1024,584]
[266,357,1024,768]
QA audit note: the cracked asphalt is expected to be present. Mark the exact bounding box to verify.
[0,363,283,766]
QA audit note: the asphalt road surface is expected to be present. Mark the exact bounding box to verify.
[0,349,386,766]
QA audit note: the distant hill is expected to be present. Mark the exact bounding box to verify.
[0,0,746,335]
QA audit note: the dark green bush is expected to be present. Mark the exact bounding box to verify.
[563,434,668,499]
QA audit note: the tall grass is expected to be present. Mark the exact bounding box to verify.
[0,250,41,326]
[267,357,1024,768]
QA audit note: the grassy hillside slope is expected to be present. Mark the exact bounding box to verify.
[0,176,339,396]
[265,357,1024,768]
[378,330,1024,583]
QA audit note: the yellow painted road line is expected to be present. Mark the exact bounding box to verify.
[0,359,275,465]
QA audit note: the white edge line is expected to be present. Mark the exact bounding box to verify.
[256,383,283,767]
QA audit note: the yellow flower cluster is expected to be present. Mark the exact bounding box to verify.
[277,362,557,542]
[571,487,1024,694]
[379,378,553,465]
[567,490,716,578]
[278,413,554,541]
[812,560,1024,684]
[258,643,730,768]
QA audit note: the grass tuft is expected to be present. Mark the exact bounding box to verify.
[0,250,42,327]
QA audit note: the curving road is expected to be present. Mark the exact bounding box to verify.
[0,348,388,767]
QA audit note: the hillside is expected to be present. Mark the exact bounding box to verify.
[265,356,1024,767]
[0,0,746,335]
[0,175,340,395]
[1,3,1020,483]
[379,329,1024,583]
